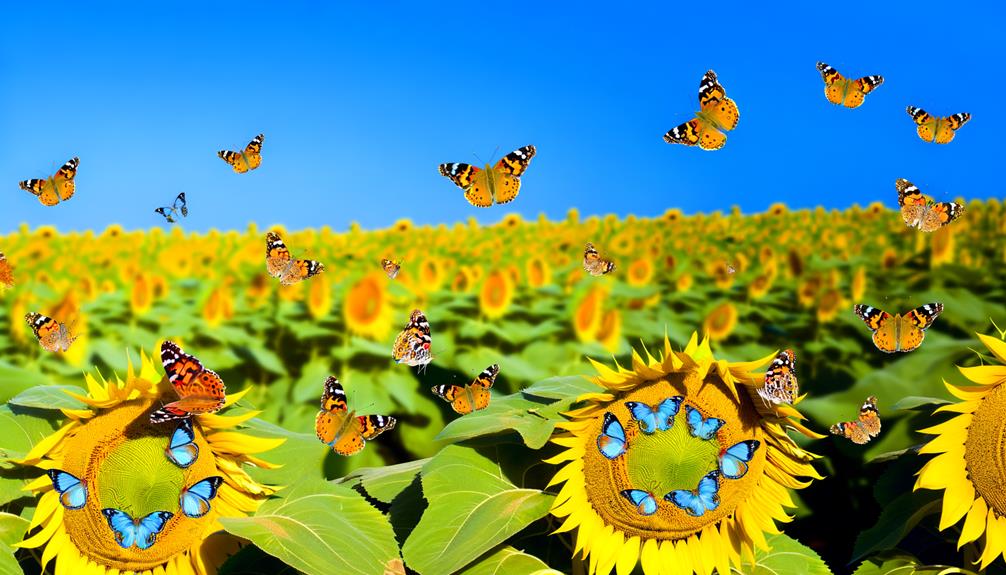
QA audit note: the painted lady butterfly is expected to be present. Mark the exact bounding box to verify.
[854,303,943,354]
[431,364,499,414]
[815,62,883,108]
[583,243,615,276]
[830,396,881,444]
[438,145,536,207]
[896,179,964,232]
[218,133,264,173]
[0,251,14,289]
[392,309,432,367]
[25,312,76,353]
[265,232,325,286]
[315,376,396,456]
[663,70,739,151]
[150,341,226,423]
[381,258,401,280]
[906,107,970,144]
[19,157,79,206]
[758,349,798,405]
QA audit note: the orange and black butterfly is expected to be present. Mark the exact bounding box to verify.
[906,107,970,144]
[583,243,615,276]
[815,62,883,108]
[431,364,499,414]
[25,313,77,353]
[438,145,536,207]
[315,376,396,456]
[265,232,324,285]
[381,259,401,280]
[854,303,943,353]
[392,309,432,367]
[830,396,881,444]
[19,157,79,206]
[896,179,964,232]
[150,341,226,423]
[758,349,798,405]
[218,134,264,173]
[0,251,14,289]
[663,70,739,151]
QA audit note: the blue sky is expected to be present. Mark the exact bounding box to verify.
[1,2,1000,233]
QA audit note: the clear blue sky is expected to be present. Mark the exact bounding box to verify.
[1,2,1000,233]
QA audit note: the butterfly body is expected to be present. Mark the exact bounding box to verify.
[625,396,684,434]
[25,312,76,352]
[583,243,616,276]
[758,349,798,405]
[815,62,883,108]
[620,489,658,516]
[101,509,173,549]
[47,469,87,510]
[393,309,432,367]
[19,157,78,206]
[719,440,760,479]
[895,179,964,232]
[439,145,536,207]
[218,134,263,172]
[664,470,721,516]
[381,259,401,279]
[265,232,325,286]
[315,376,396,456]
[432,364,499,414]
[906,107,970,144]
[685,405,725,440]
[831,396,882,444]
[155,193,188,223]
[179,476,223,518]
[165,418,199,468]
[151,341,226,423]
[854,303,943,353]
[663,71,739,151]
[596,412,627,459]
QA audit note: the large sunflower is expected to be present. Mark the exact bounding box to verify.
[13,348,281,575]
[547,333,821,575]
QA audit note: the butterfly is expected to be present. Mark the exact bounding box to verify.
[0,251,14,289]
[583,243,616,276]
[179,476,223,518]
[155,193,188,223]
[265,232,325,286]
[25,312,77,353]
[758,349,799,405]
[438,145,537,207]
[381,259,401,280]
[431,364,499,414]
[664,470,721,517]
[315,376,397,456]
[19,157,79,206]
[663,70,739,151]
[895,179,964,232]
[47,469,87,510]
[392,309,433,367]
[685,406,725,440]
[102,508,173,549]
[150,341,226,423]
[854,303,943,353]
[719,440,760,479]
[624,396,684,434]
[165,418,199,468]
[218,133,264,173]
[815,62,884,108]
[830,396,882,444]
[620,489,658,516]
[596,412,627,459]
[906,107,971,144]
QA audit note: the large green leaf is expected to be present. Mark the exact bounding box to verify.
[0,362,55,404]
[434,391,568,449]
[401,445,555,575]
[520,375,597,400]
[0,405,62,468]
[338,458,429,504]
[0,512,29,575]
[853,551,980,575]
[457,546,560,575]
[736,533,833,575]
[241,418,328,485]
[8,385,87,410]
[219,479,401,575]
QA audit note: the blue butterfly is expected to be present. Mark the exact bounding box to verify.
[625,396,684,434]
[664,470,721,517]
[620,489,658,516]
[685,406,725,440]
[719,440,760,479]
[596,412,627,459]
[180,476,223,518]
[165,418,199,468]
[101,508,173,550]
[46,469,87,510]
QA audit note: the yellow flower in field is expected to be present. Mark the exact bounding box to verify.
[547,334,821,575]
[131,273,154,317]
[662,208,682,222]
[10,292,32,343]
[506,264,521,287]
[418,259,445,292]
[451,268,474,293]
[343,272,392,341]
[747,274,773,300]
[931,226,955,267]
[480,270,515,320]
[797,276,821,308]
[202,284,234,328]
[915,332,1006,570]
[245,273,271,309]
[596,308,621,353]
[710,261,733,290]
[703,302,737,341]
[13,349,279,575]
[151,275,169,301]
[526,257,552,288]
[786,249,803,278]
[500,213,523,228]
[768,202,788,216]
[307,271,332,320]
[851,266,867,302]
[393,218,413,232]
[573,286,605,343]
[676,273,693,293]
[626,258,654,287]
[816,289,845,323]
[881,248,899,270]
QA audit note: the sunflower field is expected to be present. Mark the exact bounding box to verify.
[2,200,1006,575]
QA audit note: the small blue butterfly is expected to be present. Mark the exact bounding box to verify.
[625,396,684,434]
[596,412,627,459]
[47,469,87,510]
[180,476,223,518]
[685,405,725,440]
[620,489,658,516]
[719,439,760,479]
[165,418,199,468]
[664,470,721,517]
[101,508,173,549]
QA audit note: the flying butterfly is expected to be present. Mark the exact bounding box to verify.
[47,469,87,510]
[830,396,882,444]
[583,243,616,276]
[0,251,15,289]
[685,405,725,440]
[625,396,684,434]
[896,179,964,232]
[393,309,433,367]
[102,508,173,550]
[621,489,658,516]
[854,303,943,353]
[315,376,396,456]
[719,440,760,479]
[906,107,971,144]
[664,470,721,517]
[165,417,199,468]
[431,364,499,415]
[218,133,264,173]
[815,62,883,108]
[155,193,188,223]
[438,145,536,207]
[179,476,223,518]
[758,349,799,405]
[150,341,226,423]
[19,157,79,206]
[25,312,77,353]
[663,70,739,151]
[265,232,325,286]
[596,412,627,459]
[381,259,402,280]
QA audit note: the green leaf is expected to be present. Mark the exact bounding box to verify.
[434,391,568,449]
[852,551,980,575]
[851,490,942,562]
[0,512,29,575]
[457,545,559,575]
[219,479,401,575]
[0,405,62,467]
[338,458,429,504]
[0,362,55,404]
[890,396,951,411]
[521,375,598,400]
[240,418,328,485]
[736,533,833,575]
[401,445,555,575]
[8,385,87,410]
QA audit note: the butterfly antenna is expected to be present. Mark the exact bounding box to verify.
[472,151,484,165]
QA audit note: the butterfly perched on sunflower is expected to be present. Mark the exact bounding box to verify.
[685,405,724,440]
[25,312,77,353]
[0,251,15,289]
[150,341,226,423]
[315,376,396,456]
[854,303,943,353]
[758,349,799,405]
[665,470,721,517]
[165,418,199,468]
[155,192,188,223]
[393,309,432,367]
[831,396,882,444]
[381,258,402,280]
[815,62,883,108]
[583,243,615,276]
[431,364,499,414]
[438,145,537,207]
[218,133,264,173]
[663,70,739,151]
[621,489,658,516]
[596,412,627,459]
[895,179,964,232]
[47,469,87,510]
[102,508,173,550]
[19,157,79,206]
[179,476,223,518]
[265,232,325,286]
[625,396,683,434]
[906,107,971,144]
[719,440,760,479]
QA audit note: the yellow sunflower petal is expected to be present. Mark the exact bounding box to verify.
[978,333,1006,364]
[958,496,988,549]
[957,365,1006,386]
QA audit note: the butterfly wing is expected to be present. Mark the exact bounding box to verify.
[102,508,138,548]
[381,259,401,279]
[898,303,943,352]
[55,157,78,202]
[25,312,63,352]
[393,310,432,366]
[282,258,325,286]
[244,134,264,170]
[439,163,492,208]
[265,232,292,278]
[166,418,199,468]
[858,396,882,437]
[759,349,798,405]
[583,243,615,276]
[696,470,721,512]
[357,414,396,440]
[134,511,173,550]
[180,476,223,518]
[934,113,971,144]
[596,412,627,459]
[467,364,499,412]
[816,62,847,106]
[854,304,897,353]
[696,70,738,150]
[624,401,659,434]
[153,341,225,423]
[155,207,177,223]
[654,396,684,431]
[47,469,87,509]
[665,471,721,516]
[620,489,658,516]
[919,201,964,232]
[491,145,536,205]
[685,406,724,440]
[19,177,59,206]
[663,118,702,147]
[848,75,884,108]
[895,179,928,229]
[0,252,14,288]
[175,193,188,217]
[719,440,760,479]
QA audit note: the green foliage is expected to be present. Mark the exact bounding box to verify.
[0,512,28,575]
[737,533,834,574]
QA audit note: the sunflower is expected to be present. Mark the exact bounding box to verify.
[816,289,845,324]
[596,309,622,353]
[202,284,234,328]
[479,270,515,320]
[526,257,552,288]
[626,259,654,288]
[851,266,867,303]
[931,226,955,267]
[306,270,333,320]
[572,286,605,343]
[703,302,737,342]
[131,272,154,317]
[547,333,821,575]
[343,272,393,341]
[13,348,280,575]
[676,273,693,293]
[747,274,773,300]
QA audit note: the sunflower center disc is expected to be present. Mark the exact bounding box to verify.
[626,418,719,497]
[965,383,1006,515]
